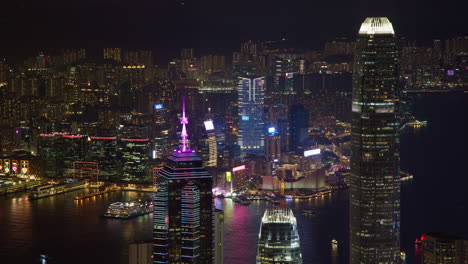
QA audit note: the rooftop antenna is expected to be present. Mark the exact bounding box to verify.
[179,96,190,152]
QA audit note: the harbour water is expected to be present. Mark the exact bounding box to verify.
[0,93,467,264]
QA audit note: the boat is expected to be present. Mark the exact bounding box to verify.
[103,197,153,219]
[265,196,280,205]
[303,210,317,216]
[233,196,251,206]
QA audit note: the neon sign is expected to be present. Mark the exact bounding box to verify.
[233,165,246,172]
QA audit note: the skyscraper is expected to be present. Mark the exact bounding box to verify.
[422,232,468,264]
[153,99,213,263]
[201,119,217,168]
[256,208,302,264]
[214,209,224,264]
[349,17,401,264]
[289,105,308,152]
[238,77,265,153]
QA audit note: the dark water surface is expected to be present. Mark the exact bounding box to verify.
[0,93,467,264]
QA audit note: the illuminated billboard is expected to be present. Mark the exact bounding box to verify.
[268,127,275,133]
[4,159,10,173]
[153,104,164,110]
[241,116,249,121]
[12,160,18,173]
[304,148,321,157]
[204,120,214,131]
[226,171,232,182]
[232,165,246,172]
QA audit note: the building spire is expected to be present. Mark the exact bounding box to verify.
[179,96,191,153]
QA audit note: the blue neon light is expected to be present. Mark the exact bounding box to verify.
[154,104,164,110]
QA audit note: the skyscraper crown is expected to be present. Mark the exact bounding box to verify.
[177,96,194,153]
[358,17,394,35]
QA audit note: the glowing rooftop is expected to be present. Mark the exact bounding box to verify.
[178,96,193,153]
[261,208,297,224]
[359,17,394,35]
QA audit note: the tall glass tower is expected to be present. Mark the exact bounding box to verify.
[153,99,213,263]
[238,77,265,153]
[349,17,401,264]
[256,208,302,264]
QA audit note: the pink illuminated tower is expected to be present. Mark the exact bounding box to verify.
[153,97,214,263]
[178,96,192,153]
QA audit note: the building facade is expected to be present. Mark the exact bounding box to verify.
[349,17,401,264]
[422,232,468,264]
[215,209,224,264]
[238,77,265,153]
[153,102,213,263]
[256,208,302,264]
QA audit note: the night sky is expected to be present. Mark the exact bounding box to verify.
[1,0,466,63]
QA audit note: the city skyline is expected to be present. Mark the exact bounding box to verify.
[0,2,467,263]
[1,0,467,63]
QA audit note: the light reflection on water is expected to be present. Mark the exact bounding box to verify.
[0,191,153,264]
[218,192,350,264]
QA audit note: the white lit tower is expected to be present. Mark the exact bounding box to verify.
[256,208,302,264]
[349,17,401,264]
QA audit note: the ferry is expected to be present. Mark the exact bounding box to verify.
[29,180,87,200]
[103,197,153,219]
[232,196,251,206]
[400,171,414,181]
[303,209,317,216]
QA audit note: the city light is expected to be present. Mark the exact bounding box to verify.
[304,149,321,157]
[232,165,246,172]
[0,9,464,264]
[204,120,214,131]
[154,104,164,110]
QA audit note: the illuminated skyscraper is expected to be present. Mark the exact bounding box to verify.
[120,137,149,182]
[201,119,217,168]
[89,136,117,181]
[256,208,302,264]
[238,77,265,153]
[266,128,281,162]
[422,232,468,264]
[153,99,213,263]
[349,17,401,264]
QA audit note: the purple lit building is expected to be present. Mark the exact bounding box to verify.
[153,99,214,263]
